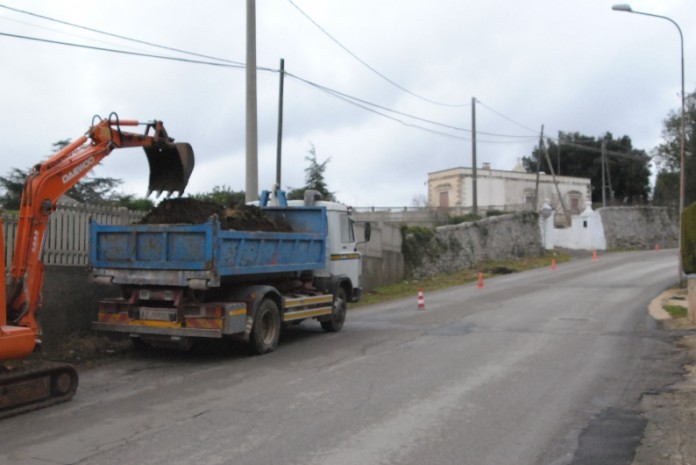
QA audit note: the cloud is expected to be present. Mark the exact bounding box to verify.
[0,0,692,207]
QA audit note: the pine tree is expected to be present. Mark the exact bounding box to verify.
[287,144,336,201]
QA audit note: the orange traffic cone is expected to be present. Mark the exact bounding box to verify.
[417,289,425,310]
[477,272,484,289]
[551,257,557,271]
[592,250,598,261]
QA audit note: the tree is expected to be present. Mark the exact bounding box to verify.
[653,89,696,208]
[286,144,336,201]
[190,185,245,207]
[113,194,155,211]
[0,167,30,210]
[0,139,124,209]
[522,132,651,204]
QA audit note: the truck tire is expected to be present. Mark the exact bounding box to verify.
[321,287,347,333]
[248,298,281,355]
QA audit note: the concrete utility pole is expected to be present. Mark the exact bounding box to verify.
[276,58,285,188]
[471,97,478,215]
[601,140,607,207]
[245,0,259,202]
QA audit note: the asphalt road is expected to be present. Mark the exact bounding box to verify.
[0,250,686,465]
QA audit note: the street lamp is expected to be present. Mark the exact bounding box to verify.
[612,4,686,283]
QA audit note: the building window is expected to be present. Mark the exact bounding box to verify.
[567,191,582,213]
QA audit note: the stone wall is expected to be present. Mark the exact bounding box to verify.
[599,206,677,250]
[408,211,544,279]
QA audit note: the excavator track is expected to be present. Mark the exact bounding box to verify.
[0,361,78,420]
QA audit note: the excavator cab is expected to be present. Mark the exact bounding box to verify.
[144,142,195,197]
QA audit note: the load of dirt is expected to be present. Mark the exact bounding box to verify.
[138,198,291,232]
[140,198,221,225]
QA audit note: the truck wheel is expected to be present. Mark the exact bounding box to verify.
[321,287,347,333]
[249,299,281,355]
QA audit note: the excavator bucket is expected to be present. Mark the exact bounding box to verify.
[144,142,195,197]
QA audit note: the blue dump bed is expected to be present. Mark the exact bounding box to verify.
[89,206,327,287]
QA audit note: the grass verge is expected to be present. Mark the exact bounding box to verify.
[354,253,570,308]
[664,304,688,319]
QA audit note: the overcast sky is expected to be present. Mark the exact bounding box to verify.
[0,0,693,207]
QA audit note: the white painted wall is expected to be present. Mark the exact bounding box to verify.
[544,202,607,251]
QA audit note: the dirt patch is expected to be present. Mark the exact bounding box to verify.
[34,334,133,369]
[138,198,291,232]
[482,266,516,275]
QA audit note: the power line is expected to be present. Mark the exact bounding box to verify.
[0,3,244,66]
[287,0,470,108]
[287,72,536,139]
[558,140,649,162]
[0,22,534,145]
[0,31,246,68]
[475,99,539,134]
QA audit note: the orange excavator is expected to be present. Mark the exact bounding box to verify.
[0,114,194,419]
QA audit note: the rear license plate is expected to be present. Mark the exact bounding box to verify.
[139,309,175,322]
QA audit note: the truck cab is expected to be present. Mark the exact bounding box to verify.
[289,199,364,303]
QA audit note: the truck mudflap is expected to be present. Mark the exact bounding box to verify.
[0,361,78,420]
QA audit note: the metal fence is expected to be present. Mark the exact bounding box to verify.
[352,205,526,227]
[2,203,145,268]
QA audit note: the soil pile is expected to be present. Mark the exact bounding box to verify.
[139,198,292,232]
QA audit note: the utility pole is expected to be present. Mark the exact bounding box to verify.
[471,97,478,215]
[245,0,259,202]
[534,125,544,210]
[557,130,562,176]
[601,140,606,207]
[543,141,571,225]
[605,145,614,204]
[275,58,285,188]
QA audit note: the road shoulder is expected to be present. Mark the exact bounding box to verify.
[633,289,696,464]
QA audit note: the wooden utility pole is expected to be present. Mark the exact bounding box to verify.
[245,0,259,202]
[543,141,571,225]
[534,125,544,210]
[557,130,562,175]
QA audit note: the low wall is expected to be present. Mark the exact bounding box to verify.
[599,206,677,250]
[410,211,544,279]
[356,221,404,292]
[38,266,120,352]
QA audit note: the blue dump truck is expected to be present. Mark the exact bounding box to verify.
[90,193,369,354]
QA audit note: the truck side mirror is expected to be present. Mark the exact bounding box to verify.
[354,222,371,251]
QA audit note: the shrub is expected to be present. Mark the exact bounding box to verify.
[681,202,696,274]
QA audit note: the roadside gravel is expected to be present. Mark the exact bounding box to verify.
[633,289,696,464]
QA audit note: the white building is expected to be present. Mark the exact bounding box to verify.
[427,162,592,218]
